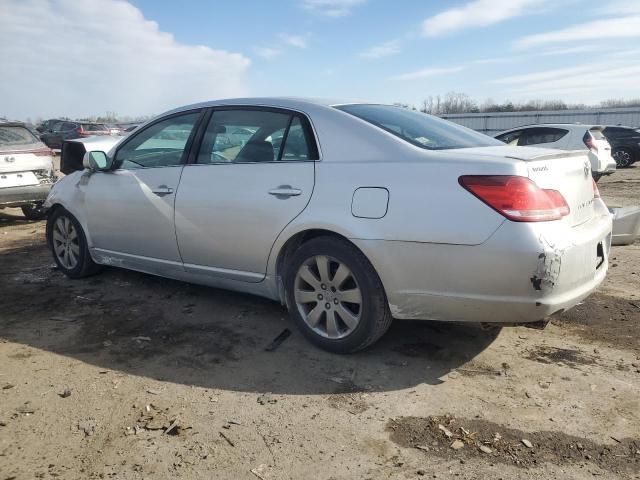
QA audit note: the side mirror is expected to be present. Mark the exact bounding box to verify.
[82,151,112,171]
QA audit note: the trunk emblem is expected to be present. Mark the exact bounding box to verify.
[4,156,15,163]
[584,161,590,178]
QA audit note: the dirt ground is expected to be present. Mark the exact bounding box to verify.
[1,164,639,480]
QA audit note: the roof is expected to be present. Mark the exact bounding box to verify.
[499,123,604,133]
[163,96,376,117]
[0,121,29,127]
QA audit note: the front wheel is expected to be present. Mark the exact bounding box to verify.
[46,208,101,278]
[285,236,392,353]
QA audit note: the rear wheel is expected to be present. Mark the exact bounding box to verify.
[21,203,47,220]
[285,236,392,353]
[47,208,101,278]
[613,147,633,168]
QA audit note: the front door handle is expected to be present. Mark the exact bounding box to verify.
[269,186,302,198]
[152,185,174,196]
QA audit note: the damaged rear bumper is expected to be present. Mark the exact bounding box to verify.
[352,204,612,324]
[0,184,52,208]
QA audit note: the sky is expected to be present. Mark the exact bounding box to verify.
[2,0,640,120]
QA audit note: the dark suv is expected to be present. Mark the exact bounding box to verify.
[39,121,110,149]
[603,126,640,168]
[36,119,64,134]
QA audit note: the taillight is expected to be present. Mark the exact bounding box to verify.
[592,178,600,198]
[76,126,91,137]
[583,131,598,152]
[459,175,570,222]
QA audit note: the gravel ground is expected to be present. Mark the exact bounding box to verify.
[0,163,639,479]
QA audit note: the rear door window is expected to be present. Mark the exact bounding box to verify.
[197,109,317,164]
[517,127,568,146]
[82,124,107,132]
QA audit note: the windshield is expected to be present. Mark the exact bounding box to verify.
[0,126,41,149]
[336,104,502,150]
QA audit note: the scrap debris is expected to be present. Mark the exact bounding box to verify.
[264,328,291,352]
[219,431,235,447]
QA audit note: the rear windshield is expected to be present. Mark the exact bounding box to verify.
[335,104,502,150]
[82,124,108,132]
[0,126,41,148]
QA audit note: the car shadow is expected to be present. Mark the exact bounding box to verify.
[0,209,38,226]
[0,240,501,395]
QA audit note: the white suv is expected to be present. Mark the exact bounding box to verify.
[495,124,616,181]
[0,122,56,219]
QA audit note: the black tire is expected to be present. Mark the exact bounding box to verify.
[21,203,47,220]
[612,147,633,168]
[46,208,102,278]
[285,236,392,353]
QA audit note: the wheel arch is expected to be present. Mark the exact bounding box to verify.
[45,202,94,254]
[271,227,385,304]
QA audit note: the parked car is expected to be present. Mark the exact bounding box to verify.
[39,121,110,149]
[44,98,612,352]
[602,126,640,168]
[36,119,64,134]
[0,122,56,219]
[105,124,124,136]
[495,124,616,181]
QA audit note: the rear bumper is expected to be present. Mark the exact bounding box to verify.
[353,203,612,324]
[0,184,51,207]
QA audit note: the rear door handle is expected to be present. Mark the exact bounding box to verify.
[268,186,302,198]
[152,185,174,196]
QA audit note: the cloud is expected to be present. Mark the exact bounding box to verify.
[389,66,464,81]
[279,34,308,49]
[0,0,250,120]
[491,58,640,102]
[422,0,549,37]
[514,16,640,49]
[255,47,283,59]
[301,0,367,17]
[592,0,640,15]
[491,64,596,85]
[360,40,401,59]
[536,45,603,56]
[472,56,518,65]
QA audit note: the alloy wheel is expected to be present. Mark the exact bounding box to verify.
[613,149,632,167]
[52,216,80,270]
[294,255,363,339]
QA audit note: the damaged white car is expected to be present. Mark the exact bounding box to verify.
[0,122,56,219]
[44,98,612,353]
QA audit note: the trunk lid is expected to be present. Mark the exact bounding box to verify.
[0,149,54,174]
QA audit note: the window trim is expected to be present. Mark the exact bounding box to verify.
[111,108,205,171]
[187,105,321,165]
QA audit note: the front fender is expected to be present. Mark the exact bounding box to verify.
[44,171,94,248]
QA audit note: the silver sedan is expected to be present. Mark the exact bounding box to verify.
[44,98,612,353]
